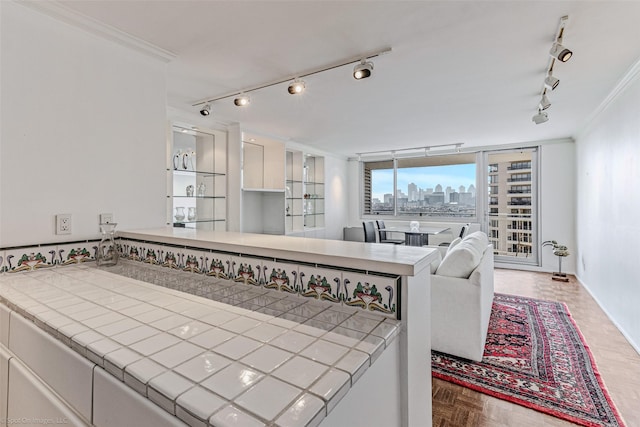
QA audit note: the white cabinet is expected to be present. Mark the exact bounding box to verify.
[169,126,226,231]
[241,134,286,235]
[286,150,324,235]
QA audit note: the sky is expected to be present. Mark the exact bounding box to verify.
[372,164,476,200]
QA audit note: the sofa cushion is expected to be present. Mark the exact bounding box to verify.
[447,237,462,253]
[436,240,482,278]
[463,231,489,252]
[430,249,443,273]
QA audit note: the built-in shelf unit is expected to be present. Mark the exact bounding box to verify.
[168,126,226,230]
[286,149,324,235]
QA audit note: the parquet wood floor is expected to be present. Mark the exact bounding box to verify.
[432,268,640,427]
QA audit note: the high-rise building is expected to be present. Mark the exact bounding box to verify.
[488,159,533,257]
[408,182,418,201]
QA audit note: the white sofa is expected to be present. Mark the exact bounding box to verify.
[429,231,494,361]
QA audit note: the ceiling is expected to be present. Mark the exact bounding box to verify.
[54,1,640,156]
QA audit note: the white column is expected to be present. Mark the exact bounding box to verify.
[400,265,432,427]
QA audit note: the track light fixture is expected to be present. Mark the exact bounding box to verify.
[199,104,211,116]
[539,94,551,110]
[287,80,306,95]
[532,110,549,124]
[191,47,392,112]
[353,60,374,80]
[532,16,571,124]
[544,74,560,91]
[549,43,572,63]
[233,94,250,106]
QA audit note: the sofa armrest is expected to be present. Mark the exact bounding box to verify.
[430,244,494,361]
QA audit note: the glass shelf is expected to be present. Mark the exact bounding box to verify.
[170,126,226,230]
[171,196,225,199]
[169,169,225,177]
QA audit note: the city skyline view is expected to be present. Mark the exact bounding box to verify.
[371,164,476,200]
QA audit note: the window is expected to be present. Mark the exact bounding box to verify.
[507,161,531,170]
[485,148,538,264]
[364,160,394,215]
[508,185,531,194]
[363,153,476,219]
[508,173,531,182]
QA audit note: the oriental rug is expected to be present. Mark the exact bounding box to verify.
[431,293,626,426]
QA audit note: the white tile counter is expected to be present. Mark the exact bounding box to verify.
[0,264,405,427]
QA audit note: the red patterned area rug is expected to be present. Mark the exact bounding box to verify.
[431,293,626,427]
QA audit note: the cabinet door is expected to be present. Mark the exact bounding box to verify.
[243,142,264,189]
[8,358,89,427]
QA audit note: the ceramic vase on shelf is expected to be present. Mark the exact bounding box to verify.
[188,207,197,221]
[197,182,206,197]
[96,223,119,267]
[173,150,182,170]
[174,207,185,222]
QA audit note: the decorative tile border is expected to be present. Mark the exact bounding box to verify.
[0,240,98,273]
[1,237,400,320]
[118,238,400,320]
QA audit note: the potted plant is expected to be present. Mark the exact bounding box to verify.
[542,240,569,282]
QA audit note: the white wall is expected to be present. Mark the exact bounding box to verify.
[539,142,576,273]
[575,63,640,352]
[0,2,168,247]
[323,154,349,240]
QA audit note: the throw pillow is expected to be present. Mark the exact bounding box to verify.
[436,240,482,278]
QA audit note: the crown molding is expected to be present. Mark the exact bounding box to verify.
[16,0,176,63]
[575,55,640,140]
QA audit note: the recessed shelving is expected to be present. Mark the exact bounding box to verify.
[168,126,227,231]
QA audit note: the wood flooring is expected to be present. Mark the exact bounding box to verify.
[432,268,640,427]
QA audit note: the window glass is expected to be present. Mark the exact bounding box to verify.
[363,153,476,218]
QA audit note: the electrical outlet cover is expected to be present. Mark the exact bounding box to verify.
[100,213,113,224]
[56,214,72,235]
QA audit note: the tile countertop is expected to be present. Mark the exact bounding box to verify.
[119,227,438,277]
[0,264,402,427]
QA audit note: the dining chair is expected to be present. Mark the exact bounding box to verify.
[439,223,470,247]
[363,221,378,243]
[376,220,405,245]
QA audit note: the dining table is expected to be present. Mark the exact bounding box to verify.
[386,225,452,246]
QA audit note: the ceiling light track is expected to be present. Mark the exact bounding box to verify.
[356,142,464,160]
[532,15,572,124]
[191,47,392,109]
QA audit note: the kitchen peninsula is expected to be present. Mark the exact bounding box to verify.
[0,228,438,427]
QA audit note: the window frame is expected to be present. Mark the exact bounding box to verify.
[360,152,481,224]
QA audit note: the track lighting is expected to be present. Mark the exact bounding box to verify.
[531,16,570,124]
[549,43,572,62]
[287,80,305,95]
[539,94,551,110]
[233,94,250,106]
[532,110,549,124]
[353,60,374,79]
[199,104,211,116]
[192,47,391,111]
[544,74,559,90]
